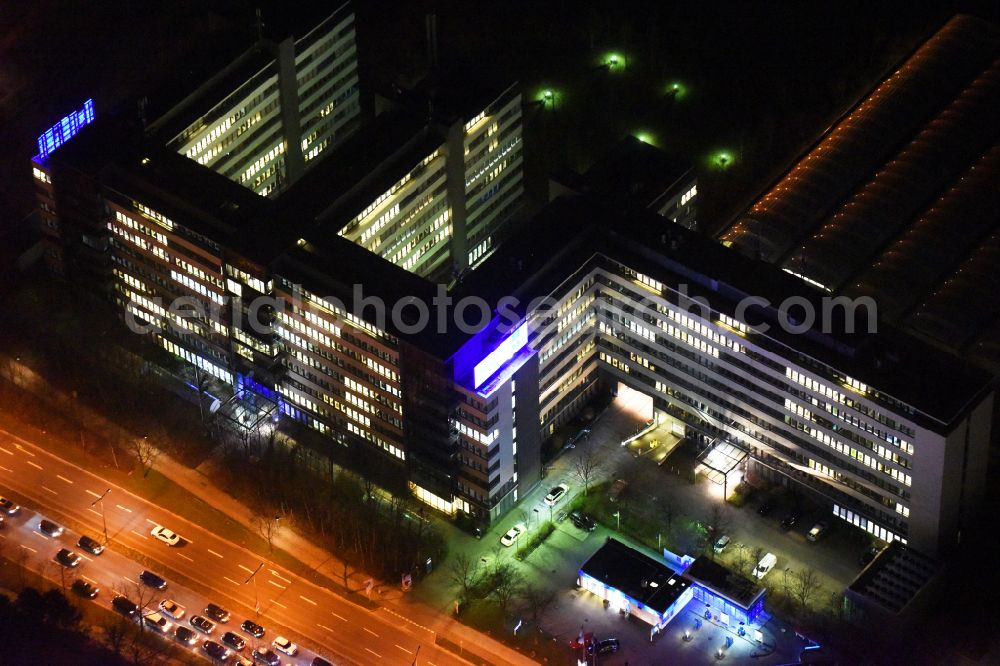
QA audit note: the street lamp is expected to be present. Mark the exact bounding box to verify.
[243,561,265,616]
[90,488,111,545]
[613,511,621,531]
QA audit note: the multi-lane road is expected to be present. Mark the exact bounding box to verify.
[0,426,467,666]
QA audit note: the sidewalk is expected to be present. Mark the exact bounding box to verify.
[0,355,535,666]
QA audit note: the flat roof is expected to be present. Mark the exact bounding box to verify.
[682,556,765,610]
[848,541,939,614]
[582,135,693,209]
[579,538,691,616]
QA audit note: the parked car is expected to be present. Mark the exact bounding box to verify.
[71,579,99,599]
[39,519,64,537]
[713,535,731,553]
[588,638,620,655]
[203,640,230,661]
[222,631,246,651]
[757,500,775,516]
[175,625,198,646]
[159,599,186,619]
[779,513,799,531]
[608,479,629,503]
[753,553,777,579]
[807,521,829,542]
[190,615,216,635]
[251,648,281,666]
[113,596,139,618]
[143,611,172,634]
[55,548,81,568]
[205,603,231,623]
[241,619,265,638]
[312,657,334,666]
[150,525,181,546]
[139,570,167,590]
[570,510,596,531]
[544,484,569,506]
[77,535,105,555]
[0,496,20,515]
[500,523,526,547]
[272,636,298,656]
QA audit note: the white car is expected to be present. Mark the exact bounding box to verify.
[500,523,526,547]
[150,526,181,546]
[544,484,569,506]
[753,553,777,579]
[272,636,298,656]
[159,599,186,619]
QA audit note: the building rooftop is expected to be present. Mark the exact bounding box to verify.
[682,556,765,610]
[581,135,693,210]
[718,14,1000,372]
[848,541,940,614]
[579,538,692,616]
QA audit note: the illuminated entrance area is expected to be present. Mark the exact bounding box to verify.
[695,440,748,500]
[617,383,688,465]
[615,381,654,421]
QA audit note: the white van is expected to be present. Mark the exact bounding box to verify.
[143,611,172,633]
[753,553,777,579]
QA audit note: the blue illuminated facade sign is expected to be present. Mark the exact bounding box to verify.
[473,323,529,388]
[36,99,96,159]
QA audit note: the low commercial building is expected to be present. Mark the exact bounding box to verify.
[578,538,694,638]
[682,555,766,629]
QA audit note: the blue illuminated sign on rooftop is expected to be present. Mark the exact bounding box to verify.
[473,323,529,389]
[36,99,96,159]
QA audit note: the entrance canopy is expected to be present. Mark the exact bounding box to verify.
[696,439,747,485]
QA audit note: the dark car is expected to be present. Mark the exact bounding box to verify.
[39,519,64,537]
[588,638,620,655]
[112,596,138,618]
[779,513,799,531]
[757,501,775,516]
[205,603,231,623]
[190,615,216,635]
[241,619,265,638]
[77,535,105,555]
[71,579,99,599]
[570,510,596,531]
[251,648,281,666]
[175,625,198,646]
[0,496,20,515]
[203,640,230,661]
[55,548,81,568]
[312,658,334,666]
[222,631,246,651]
[139,570,167,590]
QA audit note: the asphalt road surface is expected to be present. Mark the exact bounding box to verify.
[0,426,463,666]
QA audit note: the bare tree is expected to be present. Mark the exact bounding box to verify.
[572,444,600,495]
[491,562,523,616]
[519,584,557,623]
[252,512,281,552]
[131,435,161,478]
[449,551,481,599]
[793,568,823,613]
[102,617,131,657]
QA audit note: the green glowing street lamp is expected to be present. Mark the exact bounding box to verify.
[604,52,626,72]
[712,151,734,170]
[634,132,655,146]
[667,81,687,100]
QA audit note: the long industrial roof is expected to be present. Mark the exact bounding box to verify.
[719,14,1000,372]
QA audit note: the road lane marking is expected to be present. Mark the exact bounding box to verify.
[269,569,291,583]
[56,475,74,484]
[0,465,11,473]
[396,645,413,654]
[87,508,102,517]
[0,446,12,455]
[83,576,98,585]
[177,553,194,562]
[116,505,132,513]
[26,460,43,470]
[80,554,93,562]
[20,545,37,553]
[331,611,346,621]
[268,580,286,590]
[238,564,255,574]
[317,623,334,632]
[207,549,223,559]
[363,627,379,637]
[299,595,317,606]
[224,576,241,586]
[130,530,147,539]
[33,532,50,540]
[270,600,287,609]
[85,489,102,498]
[365,648,382,658]
[15,444,35,457]
[41,486,58,495]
